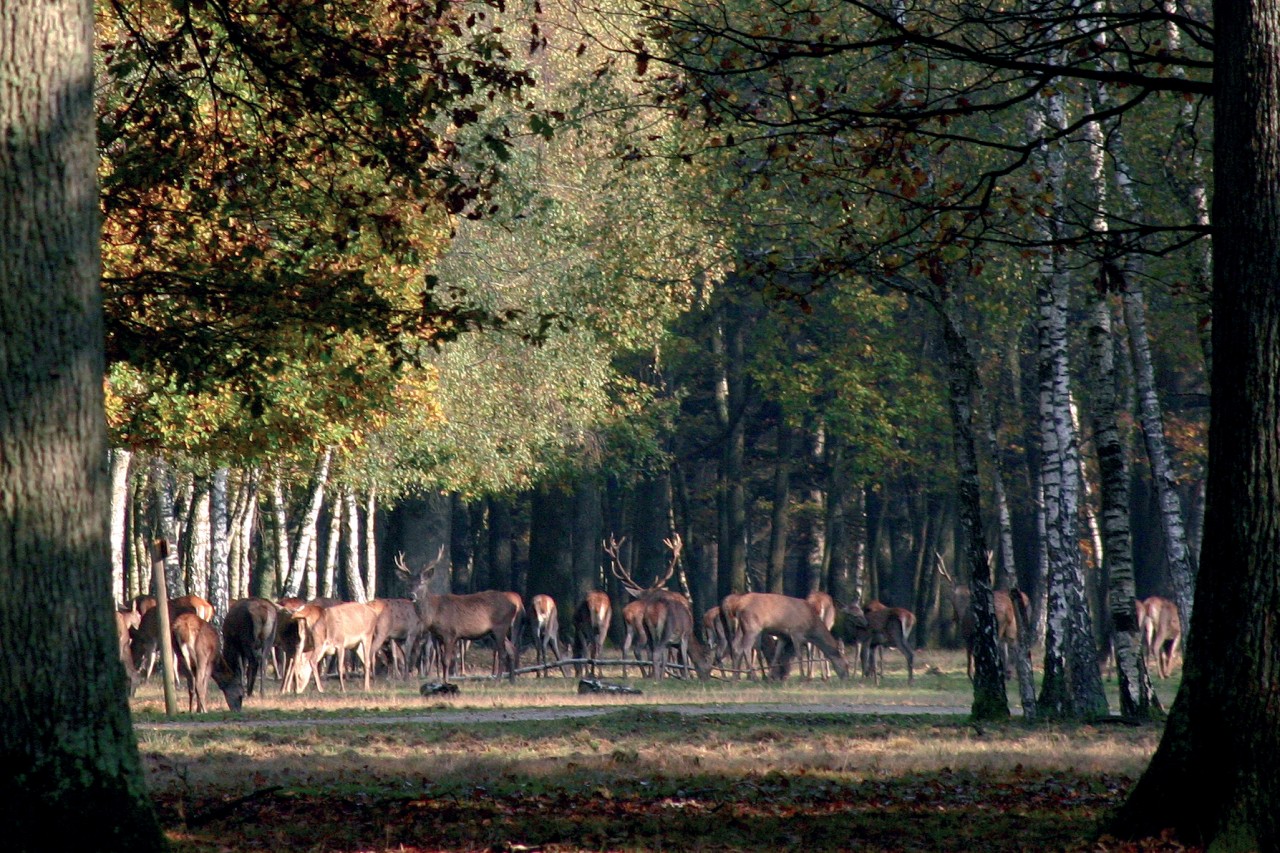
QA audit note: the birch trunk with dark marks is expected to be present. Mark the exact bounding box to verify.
[209,467,231,622]
[282,447,333,597]
[109,448,132,606]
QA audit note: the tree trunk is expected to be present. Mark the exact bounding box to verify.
[0,0,166,841]
[1110,1,1280,843]
[715,305,748,599]
[109,449,132,607]
[149,455,183,596]
[1089,297,1159,719]
[264,471,289,597]
[1122,281,1197,640]
[938,300,1009,720]
[766,416,791,594]
[232,468,259,600]
[364,487,378,601]
[321,487,340,599]
[343,485,364,602]
[282,447,333,597]
[488,497,513,593]
[209,467,231,622]
[184,475,211,602]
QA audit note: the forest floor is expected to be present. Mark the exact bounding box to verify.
[133,649,1193,852]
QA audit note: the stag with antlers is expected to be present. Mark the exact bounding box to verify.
[936,552,1029,680]
[396,548,519,683]
[606,533,710,680]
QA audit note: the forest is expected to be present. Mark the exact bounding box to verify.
[13,0,1280,848]
[98,0,1208,722]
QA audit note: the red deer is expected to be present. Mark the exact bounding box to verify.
[861,600,918,680]
[115,608,140,695]
[1137,595,1182,678]
[620,598,649,678]
[530,594,569,677]
[702,606,731,673]
[222,597,280,697]
[802,591,837,679]
[395,549,518,684]
[608,534,710,680]
[572,590,612,677]
[732,593,851,680]
[369,598,422,680]
[841,602,916,684]
[279,602,327,693]
[170,612,244,713]
[936,554,1029,679]
[306,601,380,692]
[130,595,211,680]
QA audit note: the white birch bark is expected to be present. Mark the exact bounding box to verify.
[282,447,333,597]
[343,484,366,602]
[364,487,378,601]
[109,448,132,607]
[209,467,230,621]
[268,471,290,597]
[321,487,341,599]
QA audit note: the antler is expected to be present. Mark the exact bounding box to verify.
[605,534,645,595]
[655,533,682,590]
[394,546,445,579]
[933,550,955,585]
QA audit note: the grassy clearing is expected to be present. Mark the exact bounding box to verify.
[133,650,1188,852]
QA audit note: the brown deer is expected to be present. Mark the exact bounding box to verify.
[395,549,519,683]
[702,606,732,673]
[306,601,380,692]
[278,602,327,693]
[936,553,1029,679]
[222,597,280,697]
[369,598,422,680]
[860,600,918,681]
[841,602,916,684]
[130,595,212,680]
[1137,595,1182,678]
[607,533,708,680]
[619,598,649,677]
[802,591,837,679]
[170,612,244,713]
[732,593,850,680]
[530,594,569,677]
[572,590,612,678]
[115,608,140,695]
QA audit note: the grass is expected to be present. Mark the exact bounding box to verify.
[133,649,1188,851]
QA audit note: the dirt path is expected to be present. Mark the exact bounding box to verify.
[136,699,971,730]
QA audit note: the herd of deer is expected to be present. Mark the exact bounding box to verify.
[111,538,1184,714]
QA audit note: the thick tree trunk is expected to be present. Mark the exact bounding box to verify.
[0,0,166,842]
[715,305,748,599]
[1110,1,1280,844]
[184,476,211,602]
[364,488,378,601]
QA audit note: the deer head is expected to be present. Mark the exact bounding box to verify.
[394,545,446,601]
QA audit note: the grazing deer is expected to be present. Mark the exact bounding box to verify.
[732,592,851,680]
[278,602,327,693]
[572,590,612,678]
[130,595,213,681]
[936,553,1029,679]
[170,612,244,713]
[802,592,837,679]
[702,606,732,674]
[222,597,280,697]
[840,602,916,684]
[1137,595,1182,678]
[530,594,569,677]
[607,534,709,680]
[306,601,380,692]
[369,598,422,680]
[395,549,519,684]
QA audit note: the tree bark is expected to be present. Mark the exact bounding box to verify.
[938,300,1009,721]
[766,416,791,594]
[1110,0,1280,844]
[209,467,231,622]
[283,447,332,597]
[109,448,132,607]
[0,0,166,841]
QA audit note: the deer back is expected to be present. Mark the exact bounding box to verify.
[417,590,517,643]
[574,591,611,636]
[806,591,836,630]
[318,602,379,653]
